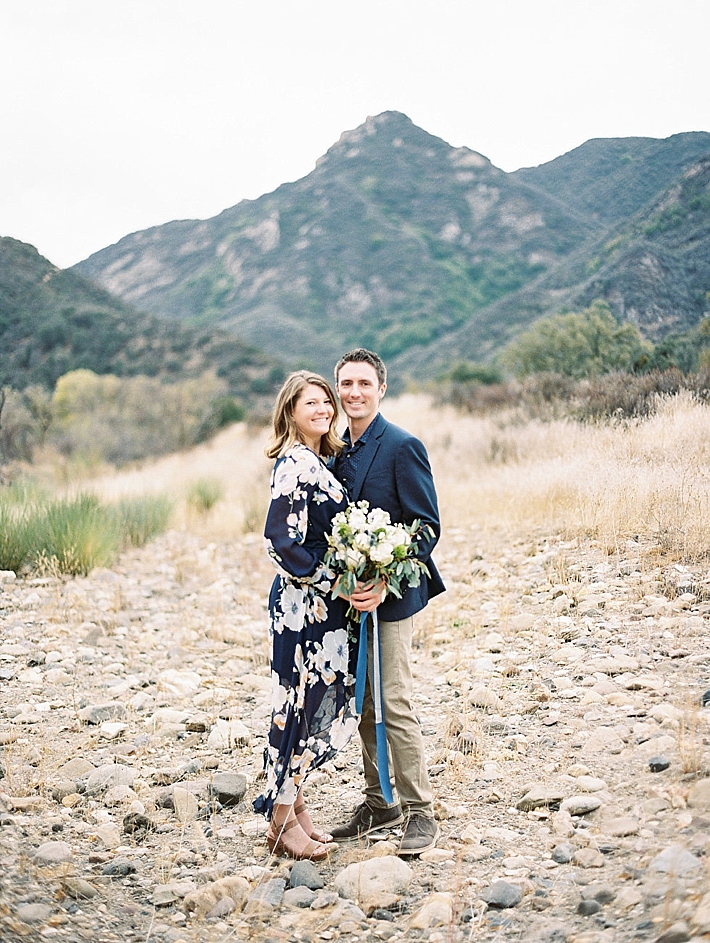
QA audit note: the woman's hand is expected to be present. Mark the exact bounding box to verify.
[348,579,386,612]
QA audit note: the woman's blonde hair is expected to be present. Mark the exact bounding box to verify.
[265,371,343,460]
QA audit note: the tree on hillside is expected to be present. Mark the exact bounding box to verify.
[498,300,652,378]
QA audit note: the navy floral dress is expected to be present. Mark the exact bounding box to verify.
[253,443,359,820]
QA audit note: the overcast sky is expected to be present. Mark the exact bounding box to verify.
[2,0,708,269]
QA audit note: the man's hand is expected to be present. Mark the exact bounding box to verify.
[348,579,386,613]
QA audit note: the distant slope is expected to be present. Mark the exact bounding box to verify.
[513,133,710,225]
[0,237,282,397]
[397,154,710,378]
[71,113,710,381]
[72,112,602,377]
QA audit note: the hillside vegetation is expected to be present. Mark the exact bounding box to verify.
[0,237,283,398]
[72,112,710,382]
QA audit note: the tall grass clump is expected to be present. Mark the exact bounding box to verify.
[113,495,174,549]
[34,494,120,576]
[0,500,38,573]
[0,487,174,576]
[186,477,225,514]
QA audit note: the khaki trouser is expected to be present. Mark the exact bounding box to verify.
[358,615,434,815]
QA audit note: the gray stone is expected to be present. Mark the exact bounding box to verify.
[102,857,138,876]
[79,703,128,725]
[516,784,567,811]
[311,890,340,910]
[33,840,72,865]
[580,884,616,904]
[207,771,247,807]
[687,778,710,810]
[480,880,523,908]
[560,795,602,816]
[577,899,601,915]
[85,763,136,796]
[283,886,317,908]
[335,855,413,902]
[655,921,691,943]
[648,845,703,876]
[62,877,99,900]
[551,842,575,864]
[206,897,236,918]
[16,903,53,924]
[244,877,286,913]
[649,755,671,772]
[51,780,79,801]
[289,859,325,889]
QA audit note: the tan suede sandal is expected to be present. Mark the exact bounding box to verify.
[266,818,331,861]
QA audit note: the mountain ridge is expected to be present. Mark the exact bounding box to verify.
[16,111,710,384]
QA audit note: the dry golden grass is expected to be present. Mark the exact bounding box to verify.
[85,389,710,562]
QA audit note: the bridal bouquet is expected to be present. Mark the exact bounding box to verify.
[324,500,432,609]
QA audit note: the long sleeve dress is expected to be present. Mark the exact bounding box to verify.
[253,443,359,820]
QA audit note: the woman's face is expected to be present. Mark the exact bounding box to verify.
[291,383,335,451]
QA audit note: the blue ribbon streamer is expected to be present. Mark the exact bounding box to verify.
[355,610,393,805]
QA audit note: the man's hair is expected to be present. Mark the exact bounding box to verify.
[265,370,343,460]
[334,348,387,386]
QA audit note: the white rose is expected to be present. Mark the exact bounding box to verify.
[368,507,391,528]
[370,542,394,566]
[345,548,366,569]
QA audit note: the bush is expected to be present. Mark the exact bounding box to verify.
[499,300,652,379]
[114,495,174,549]
[0,487,173,576]
[50,370,230,465]
[34,494,120,576]
[186,477,225,514]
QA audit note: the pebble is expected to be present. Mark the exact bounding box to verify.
[33,840,73,864]
[560,795,602,816]
[649,754,671,772]
[648,845,703,875]
[207,770,247,806]
[289,859,325,889]
[479,880,523,908]
[2,518,710,942]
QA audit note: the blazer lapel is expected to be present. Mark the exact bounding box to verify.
[351,414,385,501]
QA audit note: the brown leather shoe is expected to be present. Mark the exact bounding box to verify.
[398,813,439,856]
[329,801,404,842]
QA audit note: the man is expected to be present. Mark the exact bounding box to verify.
[329,348,445,856]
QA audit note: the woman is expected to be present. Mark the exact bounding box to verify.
[253,371,358,861]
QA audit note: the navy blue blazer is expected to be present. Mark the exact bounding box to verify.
[334,413,446,621]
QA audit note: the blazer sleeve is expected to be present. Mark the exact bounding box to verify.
[392,435,441,564]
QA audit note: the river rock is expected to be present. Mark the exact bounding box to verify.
[33,841,72,865]
[334,855,413,903]
[480,880,523,908]
[183,876,250,916]
[207,771,247,806]
[409,891,454,928]
[517,784,567,811]
[648,845,703,875]
[560,795,602,815]
[289,859,325,890]
[687,778,710,810]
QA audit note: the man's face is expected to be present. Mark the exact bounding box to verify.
[336,361,386,426]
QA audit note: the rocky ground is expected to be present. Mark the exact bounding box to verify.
[2,522,710,943]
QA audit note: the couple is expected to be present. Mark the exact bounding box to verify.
[253,348,445,861]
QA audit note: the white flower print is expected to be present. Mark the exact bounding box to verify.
[320,629,349,675]
[329,705,359,751]
[280,583,305,632]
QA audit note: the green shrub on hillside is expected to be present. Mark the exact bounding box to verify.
[499,300,652,379]
[50,369,231,465]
